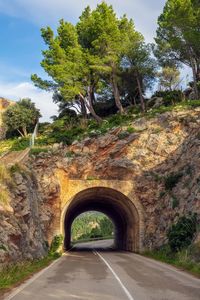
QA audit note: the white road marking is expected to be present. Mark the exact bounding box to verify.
[4,245,76,300]
[5,258,62,300]
[95,251,135,300]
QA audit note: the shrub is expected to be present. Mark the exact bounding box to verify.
[188,242,200,263]
[65,151,75,158]
[117,131,130,139]
[9,164,21,174]
[171,197,179,209]
[164,172,183,190]
[10,137,29,151]
[49,235,63,256]
[30,147,49,156]
[48,127,85,145]
[167,215,197,252]
[127,127,136,134]
[153,90,183,106]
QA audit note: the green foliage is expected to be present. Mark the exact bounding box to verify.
[155,0,200,98]
[0,164,12,207]
[0,138,29,155]
[30,147,50,156]
[9,164,21,174]
[71,212,114,242]
[0,244,7,252]
[3,99,41,137]
[144,244,200,277]
[65,151,75,158]
[0,256,57,293]
[164,172,183,190]
[167,215,198,252]
[49,235,63,256]
[171,196,179,209]
[157,66,181,91]
[153,90,183,106]
[117,131,130,140]
[48,126,85,145]
[32,2,156,120]
[86,176,97,181]
[11,138,30,151]
[188,242,200,263]
[126,127,136,134]
[0,189,10,206]
[159,191,166,198]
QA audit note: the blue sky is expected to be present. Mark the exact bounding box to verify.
[0,0,178,121]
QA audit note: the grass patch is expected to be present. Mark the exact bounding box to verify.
[0,188,10,207]
[145,100,200,118]
[0,164,11,182]
[0,164,12,207]
[86,176,98,181]
[143,246,200,278]
[0,255,58,295]
[29,147,50,156]
[0,138,29,155]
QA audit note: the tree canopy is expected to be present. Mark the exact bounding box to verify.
[155,0,200,98]
[31,2,155,121]
[3,98,41,137]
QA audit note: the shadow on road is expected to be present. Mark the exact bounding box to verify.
[69,239,116,252]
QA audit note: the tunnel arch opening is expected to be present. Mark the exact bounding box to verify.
[62,187,141,252]
[71,211,115,246]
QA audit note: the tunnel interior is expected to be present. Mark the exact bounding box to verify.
[63,187,140,252]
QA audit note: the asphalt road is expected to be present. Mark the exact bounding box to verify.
[5,240,200,300]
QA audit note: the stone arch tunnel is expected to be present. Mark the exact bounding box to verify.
[61,185,144,252]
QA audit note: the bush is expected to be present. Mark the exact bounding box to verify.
[49,235,63,256]
[30,147,49,156]
[167,215,197,252]
[171,197,179,209]
[117,131,130,139]
[188,242,200,263]
[153,90,183,106]
[48,126,85,145]
[164,172,183,190]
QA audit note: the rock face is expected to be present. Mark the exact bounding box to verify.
[0,107,200,265]
[30,108,200,250]
[0,168,47,266]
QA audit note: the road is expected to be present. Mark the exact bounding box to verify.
[5,240,200,300]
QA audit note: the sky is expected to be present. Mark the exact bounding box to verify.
[0,0,169,121]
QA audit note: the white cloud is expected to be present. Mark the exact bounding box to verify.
[0,0,166,42]
[0,81,58,122]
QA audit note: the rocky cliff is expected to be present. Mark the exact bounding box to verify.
[0,107,200,265]
[30,107,200,249]
[0,167,46,266]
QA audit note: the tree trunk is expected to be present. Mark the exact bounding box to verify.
[79,92,102,123]
[135,72,145,112]
[90,85,96,106]
[191,59,199,99]
[79,96,87,119]
[17,129,24,137]
[22,127,28,137]
[111,72,124,114]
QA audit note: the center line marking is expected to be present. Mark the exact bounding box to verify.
[94,251,135,300]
